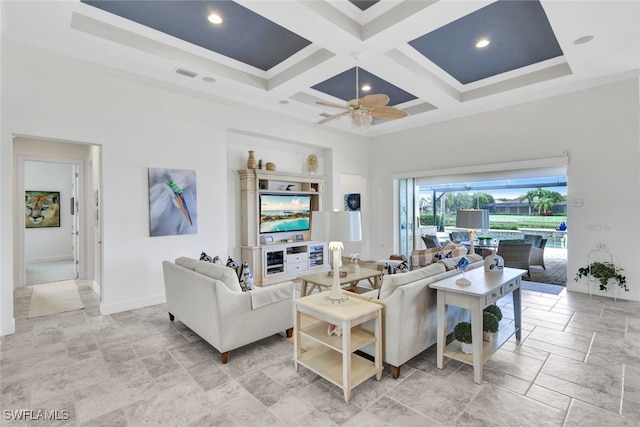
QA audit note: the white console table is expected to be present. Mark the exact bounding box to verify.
[429,267,525,384]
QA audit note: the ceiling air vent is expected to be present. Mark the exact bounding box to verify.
[174,67,198,78]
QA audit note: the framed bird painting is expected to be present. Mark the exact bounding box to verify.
[148,168,198,236]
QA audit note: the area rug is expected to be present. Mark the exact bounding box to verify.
[28,280,84,318]
[521,281,564,295]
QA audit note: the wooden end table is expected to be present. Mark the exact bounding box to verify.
[293,291,382,402]
[298,267,382,296]
[429,267,525,384]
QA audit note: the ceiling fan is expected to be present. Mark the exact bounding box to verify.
[316,66,409,128]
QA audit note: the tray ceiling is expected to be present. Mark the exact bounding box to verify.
[2,0,639,135]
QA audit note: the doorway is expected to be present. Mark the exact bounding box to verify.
[23,160,79,285]
[14,136,102,296]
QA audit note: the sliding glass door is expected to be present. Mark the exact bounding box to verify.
[397,178,415,258]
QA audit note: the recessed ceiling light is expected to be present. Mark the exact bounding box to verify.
[279,100,289,105]
[476,39,490,48]
[207,13,222,24]
[203,77,216,83]
[574,35,594,45]
[361,85,371,92]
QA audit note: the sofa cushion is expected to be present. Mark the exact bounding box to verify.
[175,257,199,271]
[438,253,483,271]
[379,263,446,299]
[195,261,242,292]
[411,245,468,269]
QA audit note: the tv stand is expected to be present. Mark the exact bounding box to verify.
[238,169,327,286]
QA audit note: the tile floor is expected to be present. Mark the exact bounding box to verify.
[1,282,638,426]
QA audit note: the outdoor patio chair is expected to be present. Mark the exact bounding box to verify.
[449,231,470,243]
[528,238,547,270]
[497,241,532,277]
[421,234,441,248]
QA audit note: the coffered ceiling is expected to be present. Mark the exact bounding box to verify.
[2,1,638,135]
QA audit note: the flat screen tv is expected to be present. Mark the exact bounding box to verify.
[260,194,311,234]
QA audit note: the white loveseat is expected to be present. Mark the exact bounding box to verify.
[351,253,483,378]
[162,257,294,363]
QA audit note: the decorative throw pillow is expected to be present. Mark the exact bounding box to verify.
[384,263,398,275]
[200,251,214,262]
[226,256,240,275]
[238,261,255,291]
[397,260,410,273]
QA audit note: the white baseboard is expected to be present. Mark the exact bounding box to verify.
[99,294,166,315]
[91,280,101,297]
[1,318,16,336]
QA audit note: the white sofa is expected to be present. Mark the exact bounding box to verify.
[162,257,294,363]
[351,253,483,378]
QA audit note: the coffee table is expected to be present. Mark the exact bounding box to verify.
[429,267,525,384]
[298,267,382,296]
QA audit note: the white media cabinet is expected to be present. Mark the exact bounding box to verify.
[238,169,328,286]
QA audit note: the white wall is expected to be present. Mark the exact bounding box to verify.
[24,161,73,262]
[0,41,368,334]
[370,78,640,301]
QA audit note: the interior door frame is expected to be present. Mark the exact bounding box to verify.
[16,156,88,286]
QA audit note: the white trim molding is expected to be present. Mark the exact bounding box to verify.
[392,155,570,181]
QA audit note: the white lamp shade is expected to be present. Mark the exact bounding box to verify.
[311,211,362,242]
[456,209,490,229]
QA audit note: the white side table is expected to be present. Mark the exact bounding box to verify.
[293,291,382,402]
[429,267,525,384]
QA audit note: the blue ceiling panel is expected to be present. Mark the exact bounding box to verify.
[312,67,417,106]
[348,1,379,12]
[409,0,563,84]
[83,0,311,71]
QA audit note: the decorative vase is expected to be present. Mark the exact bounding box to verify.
[483,331,495,342]
[247,151,257,169]
[484,254,504,272]
[460,342,473,354]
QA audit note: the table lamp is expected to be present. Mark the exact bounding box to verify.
[311,210,362,303]
[455,209,489,255]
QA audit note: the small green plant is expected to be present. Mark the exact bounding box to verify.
[574,261,627,292]
[483,312,499,333]
[483,304,503,321]
[453,322,472,344]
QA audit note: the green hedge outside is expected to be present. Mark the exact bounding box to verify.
[419,213,567,230]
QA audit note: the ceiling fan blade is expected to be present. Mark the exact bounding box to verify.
[316,101,348,110]
[359,94,389,108]
[370,106,409,120]
[318,111,350,124]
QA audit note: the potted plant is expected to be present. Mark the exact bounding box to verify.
[574,261,627,292]
[454,322,473,354]
[483,304,503,321]
[483,311,499,341]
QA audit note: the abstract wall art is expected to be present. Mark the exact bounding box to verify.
[148,168,198,236]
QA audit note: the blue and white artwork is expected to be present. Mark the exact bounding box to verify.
[148,168,197,236]
[455,256,470,272]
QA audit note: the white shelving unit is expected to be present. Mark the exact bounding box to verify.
[238,169,328,286]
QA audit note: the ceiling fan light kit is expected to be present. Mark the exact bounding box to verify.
[316,66,408,129]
